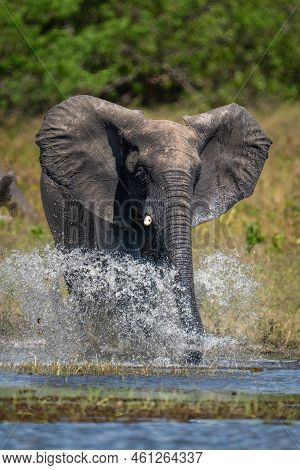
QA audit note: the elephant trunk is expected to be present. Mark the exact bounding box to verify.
[162,170,204,337]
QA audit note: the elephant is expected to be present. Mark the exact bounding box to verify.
[0,171,16,212]
[36,95,271,364]
[0,170,37,220]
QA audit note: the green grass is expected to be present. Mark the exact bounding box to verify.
[0,101,299,354]
[0,386,299,422]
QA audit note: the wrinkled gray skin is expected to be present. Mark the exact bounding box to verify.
[36,96,271,364]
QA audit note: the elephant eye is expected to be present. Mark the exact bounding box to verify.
[135,166,148,183]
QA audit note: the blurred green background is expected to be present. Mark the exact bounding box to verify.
[0,0,299,354]
[0,0,299,112]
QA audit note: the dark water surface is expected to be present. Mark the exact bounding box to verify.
[0,420,299,450]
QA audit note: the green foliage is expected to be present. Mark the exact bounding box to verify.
[246,222,264,250]
[30,224,44,239]
[272,233,285,251]
[0,0,299,112]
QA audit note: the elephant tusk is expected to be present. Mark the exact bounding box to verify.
[144,215,152,226]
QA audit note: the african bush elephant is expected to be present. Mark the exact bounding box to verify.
[0,170,37,220]
[36,96,271,364]
[0,171,14,208]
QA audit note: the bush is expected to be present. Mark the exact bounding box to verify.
[0,0,299,112]
[246,223,264,251]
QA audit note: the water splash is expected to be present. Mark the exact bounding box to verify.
[194,251,261,365]
[0,247,189,365]
[195,252,259,308]
[0,247,260,366]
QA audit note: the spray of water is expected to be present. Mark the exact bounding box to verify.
[195,252,259,307]
[0,246,260,366]
[194,252,261,364]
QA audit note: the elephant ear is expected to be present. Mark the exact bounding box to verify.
[183,104,272,227]
[36,95,144,223]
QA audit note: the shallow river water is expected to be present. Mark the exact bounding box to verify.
[0,360,299,450]
[0,360,299,394]
[1,420,299,450]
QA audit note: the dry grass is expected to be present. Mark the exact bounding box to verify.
[0,101,299,354]
[0,361,264,376]
[0,116,51,250]
[193,103,300,353]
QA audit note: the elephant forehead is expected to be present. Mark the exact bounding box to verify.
[152,149,200,173]
[126,119,197,150]
[124,119,200,170]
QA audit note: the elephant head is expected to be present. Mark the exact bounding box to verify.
[36,96,271,350]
